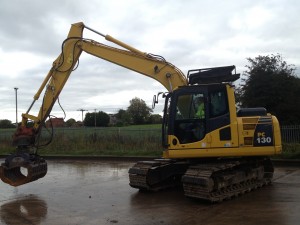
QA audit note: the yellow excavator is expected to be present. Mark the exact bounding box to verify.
[0,22,282,202]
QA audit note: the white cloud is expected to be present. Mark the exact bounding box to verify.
[0,49,51,79]
[0,0,299,123]
[229,6,273,30]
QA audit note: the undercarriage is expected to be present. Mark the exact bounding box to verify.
[128,157,274,202]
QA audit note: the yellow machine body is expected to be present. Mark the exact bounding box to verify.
[163,84,282,158]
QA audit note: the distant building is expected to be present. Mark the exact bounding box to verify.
[109,114,117,126]
[46,118,65,128]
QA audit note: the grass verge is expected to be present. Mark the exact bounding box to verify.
[0,127,299,159]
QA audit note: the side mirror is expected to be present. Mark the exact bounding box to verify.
[152,92,168,109]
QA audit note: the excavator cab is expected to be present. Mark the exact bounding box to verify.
[163,84,230,146]
[163,66,239,148]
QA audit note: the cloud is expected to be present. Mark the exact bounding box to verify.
[1,0,299,122]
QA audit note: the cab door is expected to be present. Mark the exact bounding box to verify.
[164,86,208,145]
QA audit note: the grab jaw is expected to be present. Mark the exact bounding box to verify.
[0,153,47,186]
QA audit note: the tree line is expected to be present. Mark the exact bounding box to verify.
[1,53,300,128]
[80,97,161,127]
[0,97,161,128]
[236,54,300,125]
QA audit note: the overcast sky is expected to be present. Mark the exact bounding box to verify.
[1,0,299,123]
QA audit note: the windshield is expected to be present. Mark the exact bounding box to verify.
[175,93,205,119]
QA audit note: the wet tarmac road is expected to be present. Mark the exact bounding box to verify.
[0,159,299,225]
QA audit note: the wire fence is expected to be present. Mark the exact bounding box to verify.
[0,127,163,155]
[280,125,300,143]
[1,125,300,144]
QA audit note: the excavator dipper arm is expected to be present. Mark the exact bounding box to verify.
[0,22,187,186]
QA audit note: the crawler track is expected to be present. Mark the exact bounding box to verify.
[129,159,189,191]
[182,158,273,202]
[129,157,274,202]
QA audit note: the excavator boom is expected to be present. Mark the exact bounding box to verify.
[21,22,187,133]
[0,22,187,186]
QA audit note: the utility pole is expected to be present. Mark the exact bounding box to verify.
[94,109,97,128]
[14,87,18,126]
[77,109,88,122]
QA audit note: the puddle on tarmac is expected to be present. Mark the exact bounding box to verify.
[0,161,298,225]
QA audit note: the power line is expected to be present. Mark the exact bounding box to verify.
[77,109,88,122]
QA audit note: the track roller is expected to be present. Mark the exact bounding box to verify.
[0,153,47,186]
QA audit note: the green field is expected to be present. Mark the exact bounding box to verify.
[0,125,163,157]
[1,125,299,159]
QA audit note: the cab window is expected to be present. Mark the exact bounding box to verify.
[174,93,206,144]
[209,89,228,118]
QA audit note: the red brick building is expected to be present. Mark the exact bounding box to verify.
[46,118,64,128]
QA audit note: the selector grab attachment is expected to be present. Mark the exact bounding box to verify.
[0,153,47,186]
